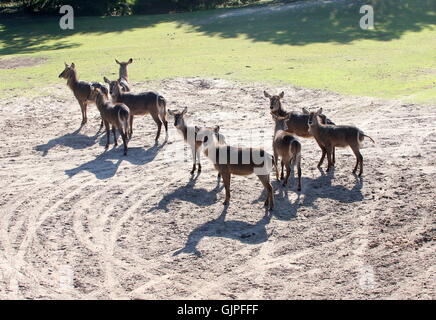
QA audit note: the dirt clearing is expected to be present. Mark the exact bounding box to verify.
[0,57,47,70]
[0,78,434,299]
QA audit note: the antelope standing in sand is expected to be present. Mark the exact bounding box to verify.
[198,128,275,209]
[272,113,302,191]
[307,108,375,176]
[264,90,337,166]
[104,77,168,143]
[168,107,226,176]
[59,63,108,129]
[89,85,130,155]
[115,58,132,92]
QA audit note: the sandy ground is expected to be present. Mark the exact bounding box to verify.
[0,77,434,299]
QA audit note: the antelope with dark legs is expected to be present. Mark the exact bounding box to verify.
[105,77,168,143]
[307,108,375,176]
[198,128,275,210]
[272,113,302,191]
[59,63,108,130]
[89,85,130,155]
[168,107,225,177]
[115,58,132,93]
[264,91,337,167]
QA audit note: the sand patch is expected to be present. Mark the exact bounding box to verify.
[0,57,47,70]
[0,78,434,299]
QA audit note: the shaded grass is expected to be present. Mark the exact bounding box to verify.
[0,0,435,103]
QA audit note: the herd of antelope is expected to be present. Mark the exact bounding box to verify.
[59,60,374,210]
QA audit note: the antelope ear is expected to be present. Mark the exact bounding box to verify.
[167,109,174,116]
[182,107,188,115]
[103,76,110,84]
[70,63,75,69]
[115,59,121,65]
[264,91,271,99]
[64,62,68,67]
[128,58,133,64]
[279,91,285,99]
[302,108,309,114]
[214,125,220,133]
[317,108,323,115]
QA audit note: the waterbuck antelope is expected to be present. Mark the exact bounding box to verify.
[307,108,375,176]
[104,77,168,143]
[264,90,337,166]
[115,58,132,92]
[59,62,108,128]
[167,107,225,176]
[89,85,130,155]
[272,113,302,191]
[198,128,275,209]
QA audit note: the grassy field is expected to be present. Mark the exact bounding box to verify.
[0,0,435,103]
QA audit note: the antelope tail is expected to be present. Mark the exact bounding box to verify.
[363,134,375,144]
[118,108,130,137]
[157,95,167,121]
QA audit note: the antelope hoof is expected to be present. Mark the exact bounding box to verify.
[105,145,109,150]
[223,200,229,206]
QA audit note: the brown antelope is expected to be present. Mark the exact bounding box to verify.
[198,128,275,209]
[307,108,375,176]
[59,63,108,129]
[89,85,130,155]
[272,113,302,191]
[104,77,168,143]
[167,107,225,176]
[115,58,132,92]
[264,90,336,166]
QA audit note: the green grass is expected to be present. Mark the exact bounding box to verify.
[0,0,435,103]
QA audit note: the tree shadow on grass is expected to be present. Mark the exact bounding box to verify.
[0,14,171,55]
[0,0,434,55]
[176,0,435,46]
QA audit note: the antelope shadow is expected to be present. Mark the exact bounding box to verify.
[301,167,364,207]
[173,206,273,257]
[35,125,100,156]
[148,173,224,212]
[64,143,166,180]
